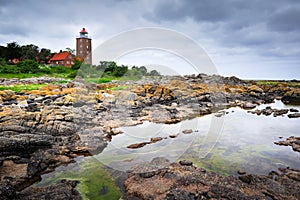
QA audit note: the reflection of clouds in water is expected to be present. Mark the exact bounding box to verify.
[98,102,300,173]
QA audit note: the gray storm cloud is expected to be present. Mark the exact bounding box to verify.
[0,0,299,79]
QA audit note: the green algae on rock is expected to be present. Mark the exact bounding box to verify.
[34,157,122,200]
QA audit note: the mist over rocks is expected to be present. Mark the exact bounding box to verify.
[0,74,299,199]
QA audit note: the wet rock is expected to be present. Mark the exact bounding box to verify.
[290,108,299,112]
[282,95,300,105]
[275,136,300,153]
[127,137,166,149]
[237,170,246,175]
[125,158,300,200]
[169,134,179,138]
[273,109,289,117]
[179,160,193,166]
[249,107,292,117]
[150,137,165,143]
[242,102,257,109]
[214,113,223,117]
[17,179,82,200]
[288,113,300,118]
[127,142,150,149]
[182,129,193,134]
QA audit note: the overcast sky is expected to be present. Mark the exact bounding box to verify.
[0,0,299,79]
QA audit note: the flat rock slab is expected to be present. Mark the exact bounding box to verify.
[124,158,300,200]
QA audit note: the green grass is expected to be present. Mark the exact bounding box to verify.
[51,79,70,84]
[85,77,114,84]
[0,84,47,92]
[109,85,129,91]
[0,73,43,79]
[256,81,300,87]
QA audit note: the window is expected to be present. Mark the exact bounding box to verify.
[80,45,82,48]
[80,51,82,54]
[66,61,70,64]
[87,45,89,49]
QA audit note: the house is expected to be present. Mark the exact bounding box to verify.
[49,51,74,67]
[8,58,20,64]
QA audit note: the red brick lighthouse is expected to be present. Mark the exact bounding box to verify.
[76,28,92,64]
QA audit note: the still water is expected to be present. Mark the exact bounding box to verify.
[98,100,300,175]
[36,100,300,199]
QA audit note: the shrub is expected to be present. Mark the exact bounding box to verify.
[17,60,39,73]
[67,70,78,78]
[0,64,19,73]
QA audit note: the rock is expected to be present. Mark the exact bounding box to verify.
[288,113,300,118]
[171,102,178,107]
[18,100,28,108]
[125,157,300,199]
[127,142,150,149]
[17,179,82,200]
[169,134,179,138]
[275,136,300,153]
[237,170,246,175]
[182,129,193,134]
[242,102,256,109]
[179,160,193,166]
[290,108,299,112]
[248,85,264,93]
[282,95,300,105]
[96,93,116,104]
[0,179,16,200]
[115,91,138,101]
[273,109,289,117]
[127,137,166,149]
[150,137,165,143]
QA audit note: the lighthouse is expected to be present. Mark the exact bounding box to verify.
[76,28,92,64]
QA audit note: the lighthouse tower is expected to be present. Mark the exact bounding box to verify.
[76,28,92,64]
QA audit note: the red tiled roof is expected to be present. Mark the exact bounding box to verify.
[50,52,71,61]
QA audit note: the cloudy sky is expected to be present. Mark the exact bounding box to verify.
[0,0,299,79]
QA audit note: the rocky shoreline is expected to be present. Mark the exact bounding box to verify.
[0,74,300,199]
[124,157,300,200]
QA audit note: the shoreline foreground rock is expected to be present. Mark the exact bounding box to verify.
[0,74,299,199]
[124,157,300,200]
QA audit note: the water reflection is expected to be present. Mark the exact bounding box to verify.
[96,100,300,175]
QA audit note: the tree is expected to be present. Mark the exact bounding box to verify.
[17,60,39,73]
[38,48,51,64]
[66,47,75,54]
[112,65,128,77]
[6,42,21,61]
[71,57,83,70]
[138,66,147,75]
[149,70,160,76]
[104,61,118,73]
[0,57,6,66]
[20,44,39,61]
